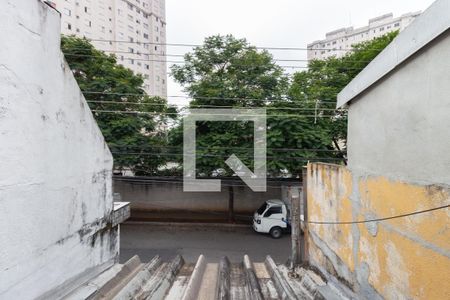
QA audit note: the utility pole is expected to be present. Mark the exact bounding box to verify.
[290,187,300,269]
[228,185,234,223]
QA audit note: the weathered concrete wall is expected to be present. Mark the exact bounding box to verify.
[347,29,450,186]
[0,1,116,299]
[113,177,300,217]
[306,163,450,299]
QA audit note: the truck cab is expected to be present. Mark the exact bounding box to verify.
[252,199,290,238]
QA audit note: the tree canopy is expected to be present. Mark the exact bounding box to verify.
[61,35,176,175]
[169,32,398,177]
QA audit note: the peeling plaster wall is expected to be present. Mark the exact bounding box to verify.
[307,21,450,299]
[306,163,450,299]
[0,1,116,299]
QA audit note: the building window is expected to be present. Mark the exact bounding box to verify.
[64,8,71,16]
[67,23,72,30]
[380,27,384,31]
[130,59,134,64]
[145,64,149,69]
[84,6,88,13]
[155,46,158,51]
[128,47,134,53]
[129,37,134,42]
[143,33,149,39]
[394,23,400,27]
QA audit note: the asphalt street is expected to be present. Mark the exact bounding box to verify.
[120,222,291,264]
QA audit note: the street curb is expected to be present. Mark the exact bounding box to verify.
[216,256,231,300]
[243,255,264,300]
[125,221,250,229]
[182,254,206,300]
[265,255,298,300]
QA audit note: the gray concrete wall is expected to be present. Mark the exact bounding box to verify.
[113,177,300,217]
[347,29,450,185]
[0,2,116,299]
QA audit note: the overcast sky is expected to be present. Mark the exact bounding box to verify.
[164,0,435,104]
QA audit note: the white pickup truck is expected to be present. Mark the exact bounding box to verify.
[252,199,290,238]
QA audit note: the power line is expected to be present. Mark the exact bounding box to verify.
[86,100,347,111]
[62,53,317,69]
[63,48,378,64]
[87,38,386,52]
[111,152,345,161]
[307,204,450,225]
[91,109,347,118]
[111,145,345,152]
[82,91,340,104]
[63,53,370,70]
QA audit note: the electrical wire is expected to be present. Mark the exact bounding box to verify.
[111,145,345,152]
[91,109,347,118]
[111,152,345,161]
[63,53,371,70]
[306,204,450,224]
[62,53,317,69]
[81,91,341,104]
[86,100,347,111]
[62,47,379,64]
[86,38,386,52]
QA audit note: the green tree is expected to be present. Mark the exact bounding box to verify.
[61,36,176,175]
[285,31,400,171]
[169,33,398,177]
[170,35,289,177]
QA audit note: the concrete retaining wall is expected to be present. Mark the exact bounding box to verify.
[0,2,115,299]
[113,177,301,217]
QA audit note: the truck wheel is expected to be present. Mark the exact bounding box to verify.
[270,227,282,239]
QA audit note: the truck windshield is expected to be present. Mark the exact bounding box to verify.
[257,203,267,215]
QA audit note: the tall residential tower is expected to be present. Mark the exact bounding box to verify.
[307,12,420,61]
[53,0,167,97]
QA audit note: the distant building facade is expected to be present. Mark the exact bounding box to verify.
[307,12,420,61]
[53,0,167,97]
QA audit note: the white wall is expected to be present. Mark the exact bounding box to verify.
[347,30,450,185]
[0,1,116,299]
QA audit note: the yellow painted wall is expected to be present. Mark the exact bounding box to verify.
[307,163,450,299]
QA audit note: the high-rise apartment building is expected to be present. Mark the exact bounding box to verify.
[53,0,167,97]
[307,12,420,61]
